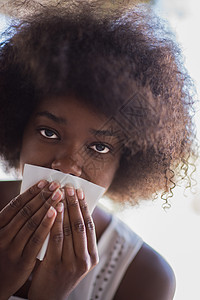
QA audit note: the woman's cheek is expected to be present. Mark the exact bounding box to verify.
[20,140,53,171]
[83,158,119,189]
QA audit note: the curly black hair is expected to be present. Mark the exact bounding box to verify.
[0,1,197,206]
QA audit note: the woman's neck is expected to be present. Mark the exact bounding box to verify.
[92,206,112,242]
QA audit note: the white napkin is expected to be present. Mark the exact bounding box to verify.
[21,164,105,260]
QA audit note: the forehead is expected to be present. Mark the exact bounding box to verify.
[34,95,106,125]
[32,95,124,140]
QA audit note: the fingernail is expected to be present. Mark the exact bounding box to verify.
[52,188,62,201]
[49,181,59,191]
[56,202,64,213]
[47,206,56,218]
[77,188,84,200]
[66,187,74,196]
[37,180,47,189]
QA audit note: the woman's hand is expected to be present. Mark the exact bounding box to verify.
[0,180,63,299]
[28,186,99,300]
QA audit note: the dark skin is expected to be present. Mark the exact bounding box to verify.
[0,96,176,300]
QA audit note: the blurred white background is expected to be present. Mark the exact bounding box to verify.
[0,0,200,299]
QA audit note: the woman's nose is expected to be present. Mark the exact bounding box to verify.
[51,155,82,177]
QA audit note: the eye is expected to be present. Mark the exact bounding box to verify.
[39,128,59,139]
[89,143,111,154]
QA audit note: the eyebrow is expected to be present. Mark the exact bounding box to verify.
[36,111,121,139]
[89,129,121,139]
[35,111,67,125]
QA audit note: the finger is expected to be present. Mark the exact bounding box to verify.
[4,182,61,238]
[22,206,57,263]
[64,186,88,260]
[0,180,48,227]
[11,186,64,255]
[62,191,74,262]
[76,188,98,266]
[45,202,64,263]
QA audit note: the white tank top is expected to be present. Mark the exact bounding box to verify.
[9,215,143,300]
[69,215,143,300]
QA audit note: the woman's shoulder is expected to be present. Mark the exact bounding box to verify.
[114,241,176,300]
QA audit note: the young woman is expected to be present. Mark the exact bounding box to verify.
[0,2,196,299]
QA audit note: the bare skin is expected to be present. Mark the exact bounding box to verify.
[0,96,176,300]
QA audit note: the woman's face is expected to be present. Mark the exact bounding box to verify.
[20,96,122,191]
